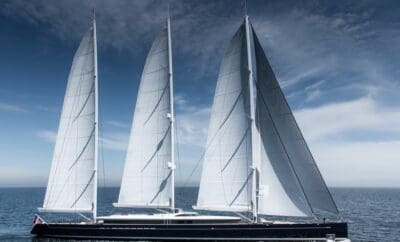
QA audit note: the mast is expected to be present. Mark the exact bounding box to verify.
[245,15,257,222]
[167,17,176,212]
[92,8,99,222]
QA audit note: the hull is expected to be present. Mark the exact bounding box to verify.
[31,222,348,241]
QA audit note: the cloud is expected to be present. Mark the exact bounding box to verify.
[35,105,59,113]
[36,130,57,142]
[295,97,400,142]
[0,102,27,113]
[0,0,243,83]
[100,132,129,151]
[312,140,400,187]
[252,5,400,106]
[174,94,210,147]
[293,96,400,187]
[104,120,130,128]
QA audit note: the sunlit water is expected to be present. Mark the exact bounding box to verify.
[0,187,399,241]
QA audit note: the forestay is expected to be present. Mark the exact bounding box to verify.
[41,27,96,212]
[116,26,172,208]
[195,24,253,212]
[252,28,339,215]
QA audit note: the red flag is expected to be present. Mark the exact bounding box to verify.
[33,216,39,225]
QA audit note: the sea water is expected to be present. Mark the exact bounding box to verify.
[0,187,399,241]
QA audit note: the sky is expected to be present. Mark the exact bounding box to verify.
[0,0,399,187]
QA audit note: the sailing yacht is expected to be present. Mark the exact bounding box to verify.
[31,14,349,241]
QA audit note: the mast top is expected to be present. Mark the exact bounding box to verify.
[244,0,248,17]
[92,7,96,22]
[168,1,170,20]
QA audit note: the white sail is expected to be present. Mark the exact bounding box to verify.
[40,26,97,213]
[115,24,173,208]
[195,24,253,212]
[252,28,339,215]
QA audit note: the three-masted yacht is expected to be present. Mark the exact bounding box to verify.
[31,13,349,241]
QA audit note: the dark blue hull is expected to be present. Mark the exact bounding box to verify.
[31,222,348,241]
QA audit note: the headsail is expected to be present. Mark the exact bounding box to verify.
[252,28,312,217]
[115,21,174,208]
[252,29,339,215]
[40,25,97,213]
[195,24,253,212]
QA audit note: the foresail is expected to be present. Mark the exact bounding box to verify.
[195,24,252,212]
[252,29,339,215]
[116,27,172,208]
[42,28,96,212]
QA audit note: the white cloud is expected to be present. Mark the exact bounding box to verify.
[35,105,59,113]
[253,6,399,97]
[0,0,242,81]
[36,130,57,142]
[295,97,400,142]
[100,132,129,151]
[293,97,400,187]
[175,99,210,147]
[0,102,27,113]
[177,108,210,146]
[312,140,400,187]
[104,120,130,128]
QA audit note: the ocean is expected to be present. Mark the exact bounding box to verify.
[0,187,398,241]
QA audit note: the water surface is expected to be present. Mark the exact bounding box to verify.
[0,187,398,241]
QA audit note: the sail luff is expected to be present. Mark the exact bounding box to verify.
[92,11,99,221]
[244,15,257,222]
[167,17,175,211]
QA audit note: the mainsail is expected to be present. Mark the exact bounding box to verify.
[196,16,339,218]
[40,23,98,213]
[115,20,174,208]
[195,24,253,212]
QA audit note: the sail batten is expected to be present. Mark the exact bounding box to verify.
[116,23,173,208]
[41,26,97,213]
